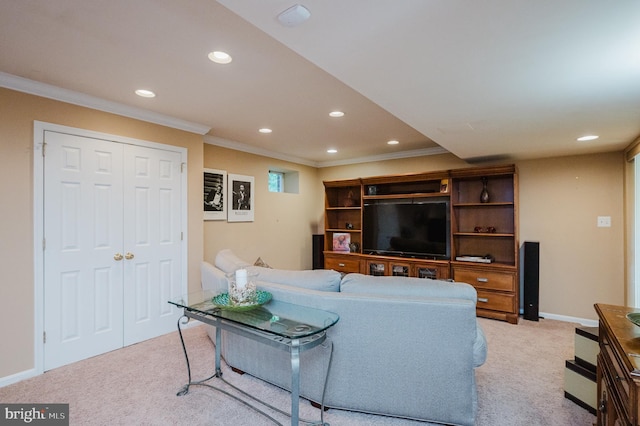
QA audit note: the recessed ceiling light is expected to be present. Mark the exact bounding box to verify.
[208,51,232,64]
[387,140,399,145]
[577,135,599,141]
[327,149,337,154]
[258,128,272,134]
[329,111,344,118]
[135,89,156,98]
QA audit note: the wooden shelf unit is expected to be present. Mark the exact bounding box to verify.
[323,165,519,323]
[323,179,362,255]
[450,165,519,323]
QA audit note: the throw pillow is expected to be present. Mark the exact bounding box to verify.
[254,257,272,268]
[214,249,251,274]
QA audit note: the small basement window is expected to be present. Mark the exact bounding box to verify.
[268,169,299,194]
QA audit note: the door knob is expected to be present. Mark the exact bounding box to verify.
[114,253,123,261]
[125,252,135,260]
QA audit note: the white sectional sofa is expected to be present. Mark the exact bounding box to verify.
[201,249,487,426]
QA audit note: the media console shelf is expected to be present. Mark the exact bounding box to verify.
[323,165,519,324]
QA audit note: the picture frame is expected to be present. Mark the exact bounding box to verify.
[332,232,350,252]
[228,174,255,222]
[204,169,227,220]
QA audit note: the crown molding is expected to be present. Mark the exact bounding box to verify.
[0,72,211,135]
[205,136,449,168]
[204,135,319,167]
[316,146,450,168]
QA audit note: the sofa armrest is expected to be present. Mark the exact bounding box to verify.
[474,323,488,367]
[214,249,250,274]
[201,261,228,293]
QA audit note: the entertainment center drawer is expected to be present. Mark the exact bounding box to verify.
[452,268,515,292]
[325,255,360,273]
[475,290,515,313]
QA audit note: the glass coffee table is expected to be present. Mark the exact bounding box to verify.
[169,290,339,426]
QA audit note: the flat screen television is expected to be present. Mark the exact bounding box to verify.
[363,198,450,259]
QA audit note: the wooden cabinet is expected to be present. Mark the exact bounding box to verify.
[451,264,518,323]
[324,252,361,274]
[322,165,518,322]
[364,255,450,279]
[595,304,640,425]
[450,165,519,324]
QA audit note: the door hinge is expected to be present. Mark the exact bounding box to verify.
[42,142,46,157]
[181,232,183,241]
[181,162,186,173]
[42,238,46,250]
[43,331,46,344]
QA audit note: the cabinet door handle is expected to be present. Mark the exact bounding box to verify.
[599,400,606,413]
[338,263,345,267]
[478,297,489,303]
[477,277,489,283]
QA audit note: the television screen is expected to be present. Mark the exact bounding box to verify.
[363,198,450,259]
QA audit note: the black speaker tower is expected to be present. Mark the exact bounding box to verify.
[312,234,324,270]
[523,241,540,321]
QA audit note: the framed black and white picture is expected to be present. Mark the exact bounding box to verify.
[228,174,254,222]
[203,168,227,221]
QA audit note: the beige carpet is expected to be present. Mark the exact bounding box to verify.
[0,317,596,425]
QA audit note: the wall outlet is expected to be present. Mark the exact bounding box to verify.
[597,216,611,227]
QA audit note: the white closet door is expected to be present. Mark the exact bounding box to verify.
[122,144,183,345]
[43,131,125,371]
[43,131,184,371]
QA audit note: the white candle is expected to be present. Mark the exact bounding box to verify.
[235,268,247,289]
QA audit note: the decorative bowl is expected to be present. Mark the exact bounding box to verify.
[626,312,640,327]
[212,290,272,312]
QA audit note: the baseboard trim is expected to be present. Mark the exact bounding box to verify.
[539,311,598,327]
[0,368,39,388]
[1,322,203,388]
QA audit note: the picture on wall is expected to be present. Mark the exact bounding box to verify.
[204,168,227,221]
[228,174,255,222]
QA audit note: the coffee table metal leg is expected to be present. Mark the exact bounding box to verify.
[215,326,223,377]
[290,339,301,426]
[176,315,192,396]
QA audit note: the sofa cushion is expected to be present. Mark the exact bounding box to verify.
[214,249,251,274]
[246,266,341,292]
[340,273,477,302]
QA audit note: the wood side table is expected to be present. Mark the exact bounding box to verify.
[594,303,640,425]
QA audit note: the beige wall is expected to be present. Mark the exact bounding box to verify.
[318,151,626,321]
[0,88,204,379]
[518,154,625,319]
[203,144,321,269]
[0,85,628,382]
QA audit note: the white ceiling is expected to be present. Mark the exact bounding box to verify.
[1,0,639,166]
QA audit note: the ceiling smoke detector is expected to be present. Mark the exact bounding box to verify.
[277,4,311,27]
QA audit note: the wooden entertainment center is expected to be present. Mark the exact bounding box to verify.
[323,164,519,323]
